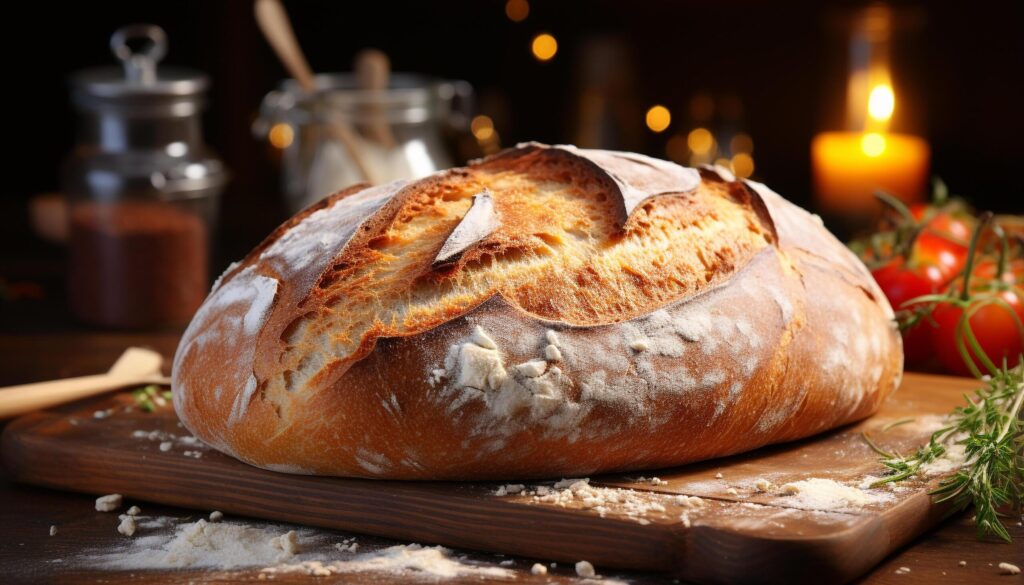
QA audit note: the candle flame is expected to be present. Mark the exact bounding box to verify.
[868,84,895,122]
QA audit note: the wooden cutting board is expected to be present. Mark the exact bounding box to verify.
[1,372,977,584]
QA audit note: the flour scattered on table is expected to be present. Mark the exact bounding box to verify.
[76,516,516,580]
[82,518,312,569]
[130,429,206,452]
[262,544,515,579]
[1000,562,1021,575]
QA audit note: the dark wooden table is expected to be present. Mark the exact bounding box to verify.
[1,332,1021,584]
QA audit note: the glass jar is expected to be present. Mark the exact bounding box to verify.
[63,25,228,328]
[255,74,472,212]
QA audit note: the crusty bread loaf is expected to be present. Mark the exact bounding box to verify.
[172,143,903,479]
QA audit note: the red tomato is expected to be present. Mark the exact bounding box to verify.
[871,258,948,367]
[915,232,968,279]
[909,205,974,242]
[871,259,947,311]
[932,288,1024,376]
[909,205,973,278]
[973,258,1024,284]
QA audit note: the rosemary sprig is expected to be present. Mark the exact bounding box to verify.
[132,385,172,413]
[866,365,1024,542]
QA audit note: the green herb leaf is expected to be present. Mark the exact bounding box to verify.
[866,365,1024,542]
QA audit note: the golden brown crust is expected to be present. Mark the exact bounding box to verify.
[172,144,902,479]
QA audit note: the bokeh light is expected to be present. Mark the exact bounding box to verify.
[505,0,529,22]
[687,128,714,156]
[665,134,688,162]
[732,153,755,178]
[531,34,558,61]
[471,115,495,141]
[730,133,754,155]
[645,105,671,133]
[268,123,294,149]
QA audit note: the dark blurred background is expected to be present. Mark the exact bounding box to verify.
[1,0,1022,333]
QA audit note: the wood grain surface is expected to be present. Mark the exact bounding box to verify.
[4,372,1019,584]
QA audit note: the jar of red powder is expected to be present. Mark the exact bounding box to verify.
[63,25,228,328]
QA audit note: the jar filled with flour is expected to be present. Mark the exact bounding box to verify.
[255,71,472,213]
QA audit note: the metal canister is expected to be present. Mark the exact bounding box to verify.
[63,24,228,328]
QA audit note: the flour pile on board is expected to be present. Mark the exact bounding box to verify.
[494,477,706,525]
[776,478,893,511]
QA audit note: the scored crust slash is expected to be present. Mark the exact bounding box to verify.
[172,142,902,480]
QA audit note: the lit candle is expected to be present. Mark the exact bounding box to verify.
[812,130,929,215]
[811,6,930,216]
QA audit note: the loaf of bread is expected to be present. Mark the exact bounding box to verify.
[172,143,903,479]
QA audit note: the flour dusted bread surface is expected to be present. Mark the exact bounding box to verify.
[172,143,902,479]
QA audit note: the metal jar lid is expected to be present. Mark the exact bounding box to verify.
[70,24,209,116]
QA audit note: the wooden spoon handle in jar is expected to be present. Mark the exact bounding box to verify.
[354,49,396,148]
[254,0,316,91]
[254,0,377,184]
[0,347,168,419]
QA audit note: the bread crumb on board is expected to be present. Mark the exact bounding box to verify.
[209,511,224,522]
[270,530,300,555]
[894,566,911,575]
[49,525,58,536]
[1000,562,1021,575]
[117,515,137,537]
[634,476,668,486]
[95,494,122,512]
[531,563,548,575]
[544,344,562,361]
[126,506,141,516]
[494,484,525,496]
[959,560,967,567]
[575,560,596,577]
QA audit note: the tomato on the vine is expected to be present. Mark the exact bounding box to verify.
[973,258,1024,284]
[909,204,973,279]
[909,204,974,242]
[871,258,948,367]
[932,285,1024,377]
